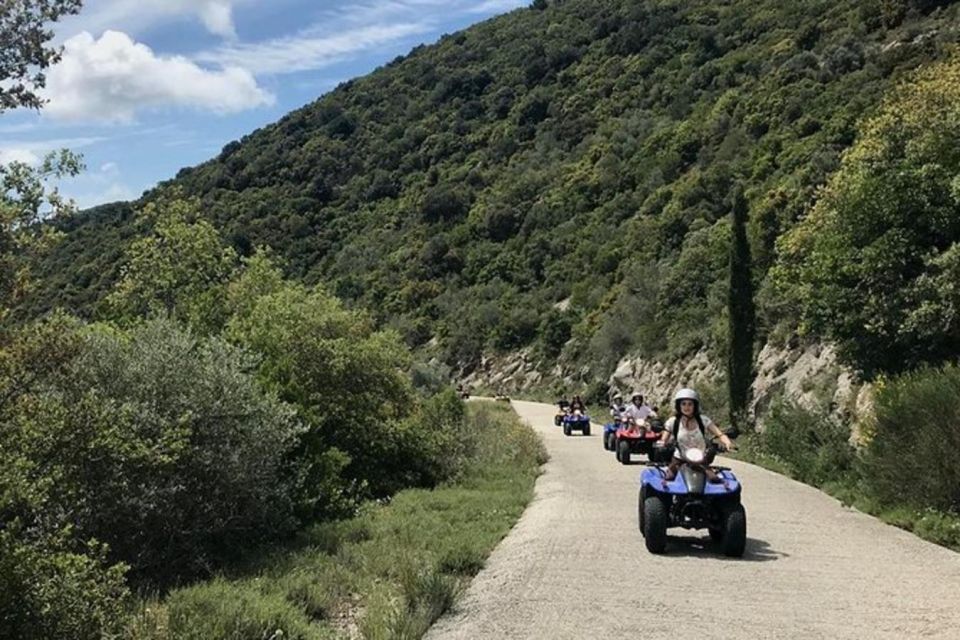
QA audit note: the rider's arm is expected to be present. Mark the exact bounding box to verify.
[708,423,735,450]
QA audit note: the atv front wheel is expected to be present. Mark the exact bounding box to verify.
[618,440,631,465]
[563,423,571,436]
[721,505,747,557]
[642,496,668,553]
[583,424,591,436]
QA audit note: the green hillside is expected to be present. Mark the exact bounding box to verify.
[31,0,960,375]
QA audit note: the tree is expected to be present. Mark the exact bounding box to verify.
[0,0,83,112]
[727,185,755,424]
[105,193,238,332]
[1,151,83,322]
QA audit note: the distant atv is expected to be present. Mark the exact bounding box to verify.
[638,444,746,557]
[602,420,621,450]
[615,418,667,464]
[555,406,570,426]
[563,410,591,436]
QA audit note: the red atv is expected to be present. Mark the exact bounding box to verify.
[615,418,666,465]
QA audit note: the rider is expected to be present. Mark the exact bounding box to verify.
[659,388,735,482]
[623,390,656,429]
[609,392,627,422]
[558,395,570,411]
[570,394,586,413]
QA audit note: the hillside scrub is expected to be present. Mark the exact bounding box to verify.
[774,54,960,377]
[29,0,960,381]
[130,402,547,640]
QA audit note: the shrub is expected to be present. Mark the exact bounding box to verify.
[759,400,855,486]
[1,316,301,586]
[863,365,960,513]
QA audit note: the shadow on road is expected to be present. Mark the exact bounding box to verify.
[662,535,788,562]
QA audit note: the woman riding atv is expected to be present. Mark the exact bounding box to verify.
[660,388,735,482]
[570,395,586,413]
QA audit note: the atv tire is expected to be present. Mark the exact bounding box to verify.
[721,504,747,557]
[583,424,591,436]
[708,527,723,542]
[642,495,668,553]
[563,423,571,436]
[618,440,631,465]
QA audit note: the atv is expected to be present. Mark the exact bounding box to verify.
[562,410,591,436]
[555,406,570,427]
[614,418,666,464]
[638,444,746,557]
[602,420,621,450]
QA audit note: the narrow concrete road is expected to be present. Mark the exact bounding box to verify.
[427,400,960,640]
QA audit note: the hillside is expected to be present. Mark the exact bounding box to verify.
[31,0,960,377]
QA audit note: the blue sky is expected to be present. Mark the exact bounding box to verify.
[0,0,528,209]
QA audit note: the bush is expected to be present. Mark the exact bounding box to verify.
[759,400,856,486]
[863,365,960,513]
[0,530,131,640]
[1,316,301,586]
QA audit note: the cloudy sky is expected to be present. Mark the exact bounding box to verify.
[0,0,528,208]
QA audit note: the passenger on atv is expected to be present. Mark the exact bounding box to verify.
[659,388,735,484]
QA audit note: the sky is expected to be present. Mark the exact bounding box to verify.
[0,0,529,209]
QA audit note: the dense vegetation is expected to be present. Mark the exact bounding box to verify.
[0,196,491,637]
[131,403,545,640]
[30,0,960,381]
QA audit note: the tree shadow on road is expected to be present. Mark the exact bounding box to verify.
[663,535,788,562]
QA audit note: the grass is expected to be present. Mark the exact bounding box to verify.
[129,402,547,640]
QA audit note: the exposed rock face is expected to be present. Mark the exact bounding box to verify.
[462,338,873,433]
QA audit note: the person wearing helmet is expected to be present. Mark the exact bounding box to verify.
[570,394,586,413]
[623,390,656,428]
[659,387,735,482]
[609,392,627,422]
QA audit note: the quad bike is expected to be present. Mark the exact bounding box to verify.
[555,406,570,426]
[603,419,622,450]
[638,443,746,557]
[562,409,591,436]
[614,418,666,464]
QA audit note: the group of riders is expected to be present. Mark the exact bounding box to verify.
[558,387,736,482]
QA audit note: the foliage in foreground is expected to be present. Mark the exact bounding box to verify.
[131,402,546,640]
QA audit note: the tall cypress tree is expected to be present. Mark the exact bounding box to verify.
[727,184,756,426]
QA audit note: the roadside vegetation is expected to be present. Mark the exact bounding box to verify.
[737,365,960,551]
[130,402,545,640]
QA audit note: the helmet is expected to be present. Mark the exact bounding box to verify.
[630,390,644,400]
[673,388,700,413]
[612,391,623,400]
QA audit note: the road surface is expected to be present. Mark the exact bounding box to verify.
[426,400,960,640]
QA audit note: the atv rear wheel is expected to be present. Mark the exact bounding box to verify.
[618,440,631,465]
[721,504,747,557]
[642,496,668,553]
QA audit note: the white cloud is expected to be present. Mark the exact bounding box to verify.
[195,22,432,75]
[0,136,105,166]
[0,148,41,166]
[43,31,274,123]
[199,1,237,40]
[59,0,251,39]
[467,0,528,13]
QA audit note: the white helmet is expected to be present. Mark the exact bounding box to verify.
[673,388,700,412]
[630,389,644,399]
[612,391,623,400]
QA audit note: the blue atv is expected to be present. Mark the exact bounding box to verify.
[638,445,746,557]
[563,410,591,436]
[602,421,620,450]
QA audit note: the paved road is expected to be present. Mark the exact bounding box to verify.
[427,400,960,640]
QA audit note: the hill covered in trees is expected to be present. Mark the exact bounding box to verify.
[31,0,960,380]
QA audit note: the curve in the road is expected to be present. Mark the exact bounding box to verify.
[426,400,960,640]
